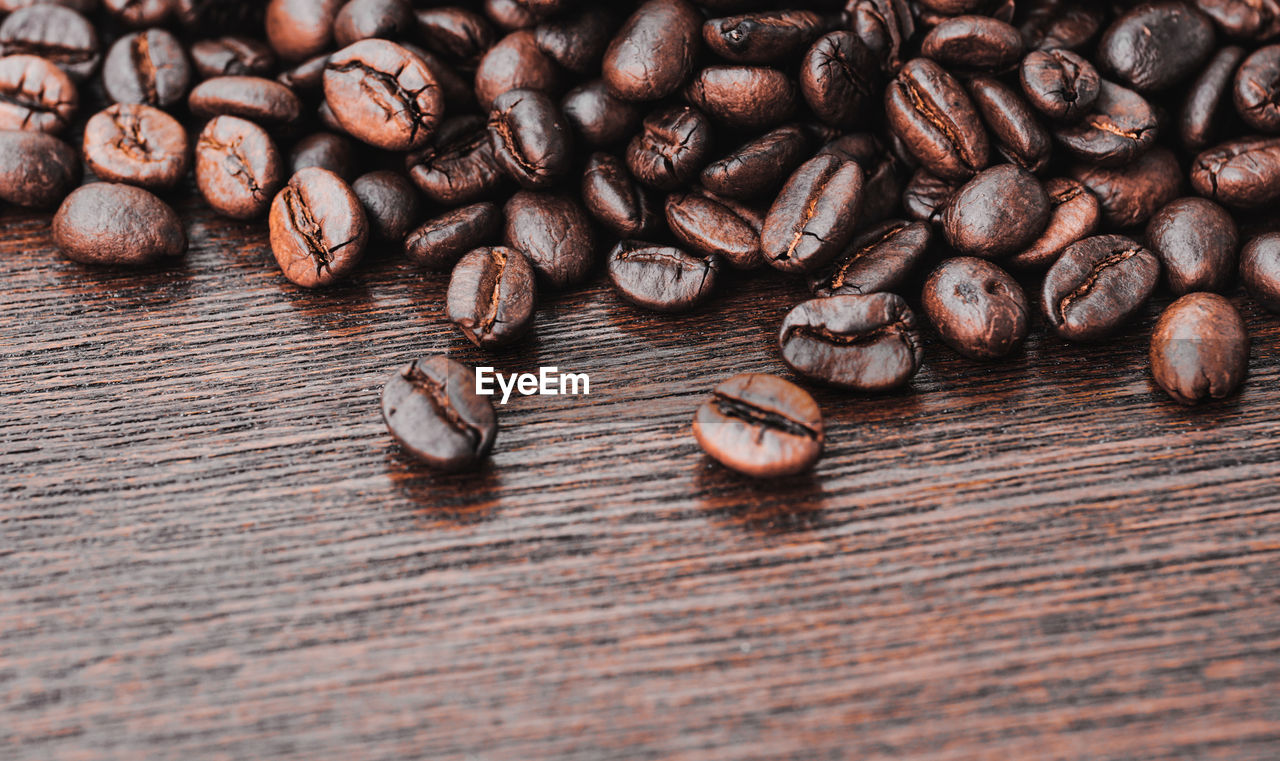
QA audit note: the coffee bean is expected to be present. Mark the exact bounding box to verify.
[53,183,186,266]
[0,5,98,81]
[487,88,572,189]
[196,115,284,221]
[1150,293,1248,405]
[800,31,878,129]
[265,0,343,62]
[504,191,594,288]
[191,37,276,80]
[921,15,1024,72]
[809,219,931,296]
[701,124,809,201]
[848,0,915,71]
[626,105,711,190]
[1041,234,1161,341]
[1145,197,1238,295]
[415,6,494,67]
[1019,49,1099,123]
[445,246,537,349]
[561,80,641,146]
[815,134,901,223]
[607,240,719,312]
[473,30,559,111]
[1234,44,1280,133]
[406,202,501,271]
[334,0,411,47]
[381,356,497,471]
[779,292,923,390]
[1008,177,1101,270]
[323,40,443,152]
[581,151,658,238]
[406,115,505,206]
[188,76,302,128]
[290,132,353,180]
[353,170,420,243]
[684,65,798,130]
[1193,0,1280,40]
[0,129,78,209]
[1020,1,1103,51]
[942,164,1050,258]
[885,57,989,182]
[922,257,1029,359]
[968,76,1051,173]
[533,7,615,74]
[1180,45,1245,150]
[762,154,864,273]
[1241,233,1280,311]
[1097,1,1214,92]
[703,10,827,64]
[268,167,368,288]
[902,168,960,225]
[665,189,765,270]
[103,29,191,108]
[277,53,329,94]
[1191,137,1280,209]
[1052,80,1157,166]
[1070,146,1181,227]
[603,0,702,101]
[103,0,172,27]
[0,54,76,134]
[83,104,189,191]
[485,0,537,32]
[692,373,823,478]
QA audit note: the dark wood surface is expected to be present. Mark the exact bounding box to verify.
[4,197,1280,761]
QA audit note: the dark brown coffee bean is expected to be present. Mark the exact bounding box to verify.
[53,183,186,266]
[1008,177,1101,270]
[324,39,443,151]
[1145,197,1237,295]
[1052,80,1158,166]
[968,76,1051,174]
[942,164,1050,258]
[196,115,284,221]
[191,37,276,79]
[1233,44,1280,132]
[268,167,368,288]
[533,7,615,74]
[665,190,764,270]
[885,57,989,182]
[415,7,494,67]
[701,124,809,201]
[809,219,931,296]
[692,373,824,478]
[188,76,302,127]
[406,202,501,271]
[684,66,797,130]
[277,53,329,93]
[0,129,78,209]
[290,132,353,180]
[800,31,878,129]
[814,134,902,224]
[265,0,342,62]
[902,168,960,225]
[1070,147,1181,228]
[406,115,505,205]
[1097,1,1215,93]
[446,246,536,348]
[922,257,1029,359]
[1242,233,1280,310]
[0,55,76,134]
[1150,293,1248,405]
[334,0,411,47]
[581,152,657,238]
[504,191,594,288]
[83,104,188,191]
[1041,234,1161,341]
[603,0,701,101]
[1180,45,1245,150]
[561,80,641,146]
[353,170,420,243]
[762,155,864,273]
[848,0,914,71]
[103,0,171,27]
[473,30,559,111]
[381,356,497,471]
[1193,0,1280,40]
[607,240,719,312]
[0,5,98,81]
[1191,137,1280,209]
[103,29,190,109]
[484,0,537,32]
[487,88,571,189]
[626,105,711,190]
[1019,48,1099,123]
[921,15,1024,72]
[703,10,826,63]
[1020,0,1103,51]
[779,293,923,390]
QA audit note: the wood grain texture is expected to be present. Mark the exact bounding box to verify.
[3,199,1280,761]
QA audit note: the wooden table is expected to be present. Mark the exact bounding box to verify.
[4,199,1279,760]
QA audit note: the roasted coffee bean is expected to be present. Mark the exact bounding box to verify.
[885,57,989,182]
[402,42,475,115]
[1019,48,1099,123]
[1009,177,1101,270]
[1146,197,1238,294]
[104,0,171,27]
[848,0,914,71]
[103,29,190,109]
[921,15,1023,72]
[1242,233,1280,311]
[902,168,960,225]
[277,53,329,93]
[488,88,571,189]
[268,167,368,288]
[188,76,302,127]
[415,6,494,67]
[83,104,188,191]
[665,190,764,270]
[533,7,615,74]
[581,152,657,238]
[196,115,283,221]
[0,5,99,81]
[406,202,501,271]
[53,183,186,266]
[816,133,901,224]
[446,246,536,348]
[701,124,808,201]
[968,76,1051,173]
[607,240,719,312]
[1020,0,1103,51]
[1233,44,1280,132]
[703,10,826,63]
[353,170,420,243]
[684,66,797,130]
[1180,45,1245,150]
[0,129,78,209]
[1053,80,1157,166]
[1191,137,1280,208]
[1193,0,1280,40]
[626,105,711,190]
[290,132,353,180]
[504,191,594,288]
[334,0,411,47]
[0,55,76,134]
[473,30,559,111]
[762,155,863,273]
[692,373,823,478]
[1150,293,1248,405]
[603,0,702,101]
[810,219,930,296]
[942,164,1050,258]
[779,293,923,390]
[800,31,878,129]
[562,80,641,146]
[1070,147,1181,228]
[407,115,505,205]
[324,39,443,152]
[1041,234,1161,341]
[381,356,497,471]
[265,0,343,62]
[191,37,276,79]
[922,257,1029,359]
[1097,1,1215,93]
[485,0,537,32]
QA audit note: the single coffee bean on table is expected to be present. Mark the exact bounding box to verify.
[268,167,368,288]
[446,246,537,349]
[191,36,277,79]
[810,219,931,298]
[196,115,285,221]
[626,105,712,190]
[941,164,1050,258]
[83,104,189,191]
[700,123,810,201]
[702,10,826,64]
[692,373,824,478]
[561,80,641,146]
[1150,293,1249,405]
[683,65,798,130]
[0,129,79,209]
[188,75,303,127]
[664,189,765,270]
[602,0,702,102]
[53,183,186,266]
[381,356,497,471]
[406,115,506,206]
[779,292,924,391]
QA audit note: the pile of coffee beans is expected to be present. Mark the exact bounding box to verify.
[6,0,1280,478]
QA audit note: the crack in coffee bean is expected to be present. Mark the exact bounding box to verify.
[711,392,820,441]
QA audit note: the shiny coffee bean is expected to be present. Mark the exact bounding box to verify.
[268,167,368,288]
[942,164,1050,258]
[1191,137,1280,209]
[1041,234,1161,341]
[816,133,901,224]
[665,190,764,270]
[487,88,571,189]
[0,5,99,81]
[0,55,76,134]
[473,30,559,111]
[265,0,343,62]
[277,53,329,93]
[1009,177,1101,270]
[406,202,501,271]
[446,246,537,348]
[848,0,915,71]
[692,373,823,478]
[701,124,809,200]
[196,115,284,220]
[968,76,1051,173]
[626,105,711,190]
[902,168,960,225]
[809,219,930,296]
[762,155,864,273]
[53,183,186,266]
[0,129,78,209]
[1097,1,1215,93]
[504,191,594,288]
[922,257,1029,359]
[324,40,443,152]
[188,76,302,127]
[103,29,190,108]
[533,7,615,74]
[83,104,188,191]
[1020,0,1104,51]
[352,170,420,243]
[581,152,658,238]
[415,7,493,67]
[1193,0,1280,40]
[603,0,702,101]
[334,0,411,47]
[1150,293,1248,405]
[290,132,353,180]
[921,15,1024,72]
[703,10,826,63]
[1070,147,1182,228]
[1234,45,1280,132]
[381,356,497,471]
[885,57,989,182]
[1052,80,1157,166]
[1242,233,1280,311]
[684,65,797,130]
[1180,45,1245,150]
[562,80,641,146]
[779,293,923,390]
[800,31,878,129]
[191,37,276,79]
[1019,48,1099,123]
[607,240,719,312]
[406,115,505,206]
[1146,198,1238,295]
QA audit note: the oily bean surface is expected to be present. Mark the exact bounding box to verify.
[406,202,501,271]
[446,246,537,348]
[53,182,186,266]
[922,256,1029,359]
[1041,234,1161,342]
[1150,293,1248,405]
[268,167,368,288]
[778,292,923,391]
[381,356,497,471]
[692,373,823,478]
